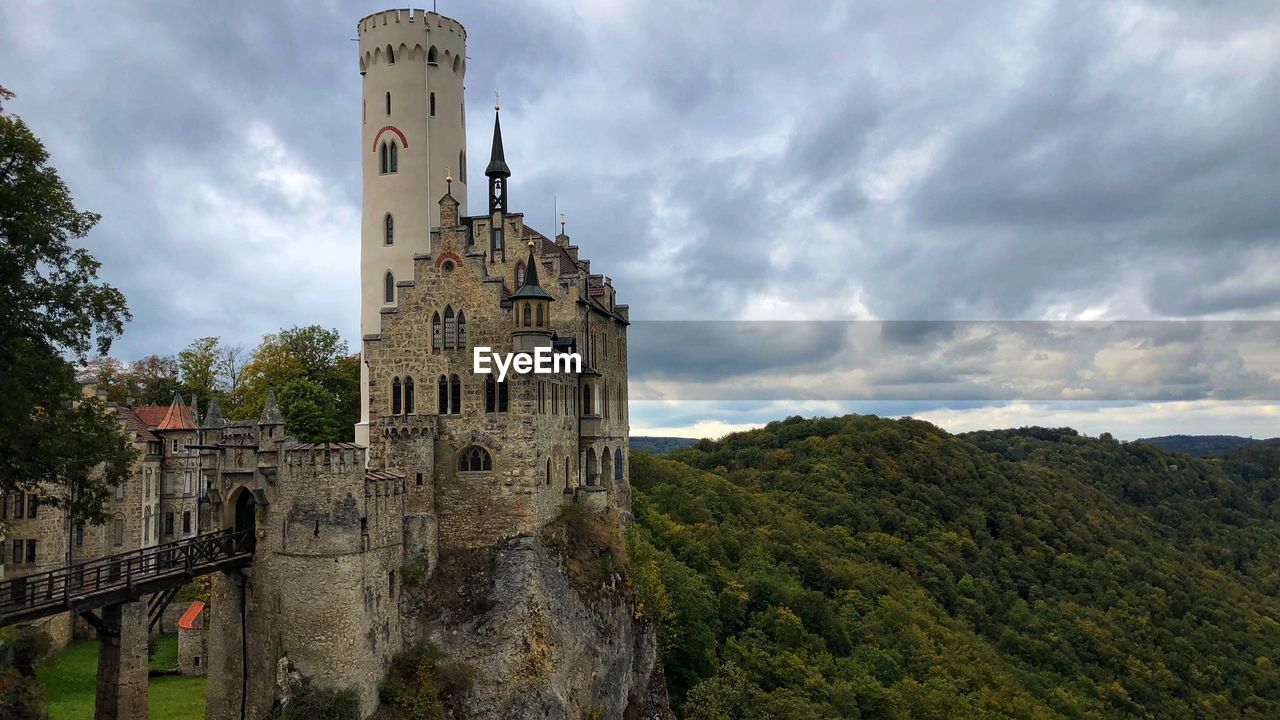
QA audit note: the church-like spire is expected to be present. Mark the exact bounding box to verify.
[259,387,284,426]
[486,100,510,216]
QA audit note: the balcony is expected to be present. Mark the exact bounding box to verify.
[579,415,602,440]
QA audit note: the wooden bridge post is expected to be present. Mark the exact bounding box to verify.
[94,600,150,719]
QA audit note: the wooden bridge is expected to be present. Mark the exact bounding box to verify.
[0,528,254,627]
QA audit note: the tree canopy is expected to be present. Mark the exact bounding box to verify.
[0,87,133,520]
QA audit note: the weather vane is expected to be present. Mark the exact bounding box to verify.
[560,213,566,234]
[494,89,501,111]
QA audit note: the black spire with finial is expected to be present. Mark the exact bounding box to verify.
[510,240,553,302]
[486,93,510,215]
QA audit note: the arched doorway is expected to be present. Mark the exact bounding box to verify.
[234,489,257,553]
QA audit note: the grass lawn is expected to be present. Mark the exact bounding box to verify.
[36,636,207,720]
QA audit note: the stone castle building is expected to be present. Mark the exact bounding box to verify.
[200,8,632,718]
[1,389,209,646]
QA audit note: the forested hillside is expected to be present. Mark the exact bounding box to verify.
[626,415,1280,719]
[1134,434,1266,457]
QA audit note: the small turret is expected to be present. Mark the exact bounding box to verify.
[510,240,554,353]
[203,397,225,430]
[259,388,284,426]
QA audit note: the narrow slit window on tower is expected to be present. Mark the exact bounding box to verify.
[459,150,466,182]
[386,91,391,115]
[429,92,436,117]
[384,271,395,303]
[485,373,496,413]
[384,213,394,245]
[404,376,415,414]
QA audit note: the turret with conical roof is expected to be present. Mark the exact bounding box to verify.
[259,388,284,426]
[511,240,554,352]
[203,396,224,429]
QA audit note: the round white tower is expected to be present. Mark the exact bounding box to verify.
[356,9,468,445]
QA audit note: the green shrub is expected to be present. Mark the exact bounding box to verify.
[266,678,359,720]
[400,560,427,588]
[378,644,473,719]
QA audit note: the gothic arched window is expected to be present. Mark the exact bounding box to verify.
[404,376,415,414]
[583,385,593,415]
[432,312,442,350]
[536,304,544,327]
[384,213,394,245]
[449,374,461,415]
[458,446,492,472]
[515,261,526,286]
[457,311,467,349]
[384,271,395,303]
[389,141,398,173]
[386,44,395,64]
[380,142,389,174]
[427,46,438,64]
[615,448,623,483]
[437,375,448,415]
[522,302,532,327]
[444,306,456,348]
[391,377,402,415]
[498,377,509,412]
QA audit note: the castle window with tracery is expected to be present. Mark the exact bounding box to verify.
[458,446,492,472]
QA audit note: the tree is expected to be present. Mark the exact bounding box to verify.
[0,86,133,519]
[218,342,246,396]
[230,325,357,441]
[278,378,340,443]
[178,335,221,406]
[128,353,181,405]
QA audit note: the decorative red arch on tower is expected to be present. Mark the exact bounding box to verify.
[435,251,463,269]
[371,125,409,152]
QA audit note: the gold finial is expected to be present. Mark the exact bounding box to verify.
[528,239,535,249]
[445,166,452,183]
[559,213,566,233]
[494,89,501,111]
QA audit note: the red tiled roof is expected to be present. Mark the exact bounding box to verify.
[132,406,168,427]
[178,601,204,630]
[523,225,582,277]
[117,407,159,442]
[156,396,197,431]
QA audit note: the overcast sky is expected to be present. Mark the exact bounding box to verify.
[3,1,1279,439]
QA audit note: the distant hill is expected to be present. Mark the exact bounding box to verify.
[629,436,698,454]
[628,415,1280,717]
[1134,434,1269,456]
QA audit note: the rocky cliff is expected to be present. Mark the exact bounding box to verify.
[396,510,672,720]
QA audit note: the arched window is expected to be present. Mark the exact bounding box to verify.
[485,373,496,413]
[615,448,624,483]
[404,376,415,414]
[602,447,612,486]
[449,374,461,414]
[583,385,592,415]
[458,446,492,472]
[453,54,461,73]
[437,375,448,414]
[457,311,467,349]
[444,306,456,348]
[391,377,402,415]
[427,46,438,64]
[546,458,552,486]
[389,141,398,172]
[380,142,389,174]
[515,261,526,286]
[384,213,394,245]
[459,149,466,182]
[385,91,391,115]
[522,302,532,327]
[386,45,395,64]
[536,304,544,327]
[585,448,599,486]
[384,271,395,303]
[432,312,442,350]
[498,377,509,412]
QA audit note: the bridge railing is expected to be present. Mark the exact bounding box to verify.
[0,528,254,626]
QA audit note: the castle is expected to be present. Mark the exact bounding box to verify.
[201,8,631,718]
[2,8,630,719]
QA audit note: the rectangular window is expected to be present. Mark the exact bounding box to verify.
[429,91,436,117]
[75,523,84,547]
[416,472,423,487]
[113,520,124,547]
[183,511,191,534]
[165,513,174,535]
[116,482,124,501]
[172,439,180,454]
[14,493,23,518]
[27,495,37,518]
[145,469,151,499]
[12,540,22,565]
[26,539,37,564]
[184,472,192,495]
[552,385,559,415]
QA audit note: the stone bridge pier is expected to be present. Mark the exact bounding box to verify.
[89,601,150,719]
